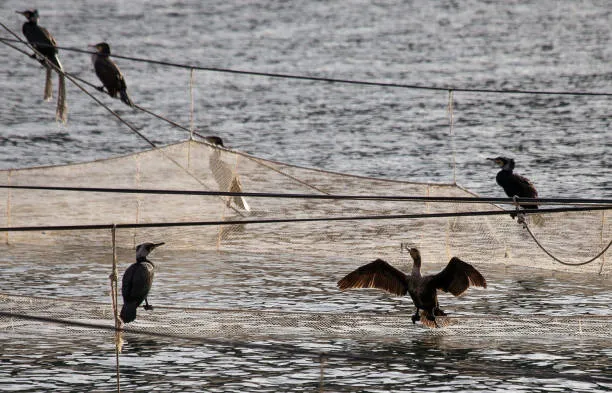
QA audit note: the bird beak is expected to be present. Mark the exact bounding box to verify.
[486,157,496,161]
[16,11,26,15]
[152,242,165,249]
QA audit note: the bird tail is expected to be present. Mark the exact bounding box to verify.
[120,88,134,108]
[530,213,545,227]
[419,309,449,328]
[419,310,437,328]
[120,302,138,323]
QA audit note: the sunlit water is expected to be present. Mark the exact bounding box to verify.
[1,0,611,391]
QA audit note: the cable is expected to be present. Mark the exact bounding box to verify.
[0,22,253,218]
[0,206,609,232]
[517,215,612,266]
[2,36,612,97]
[0,25,158,148]
[0,184,610,206]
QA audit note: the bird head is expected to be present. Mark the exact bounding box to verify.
[407,247,421,260]
[136,242,165,261]
[487,156,514,171]
[89,42,111,55]
[204,136,225,147]
[17,9,39,22]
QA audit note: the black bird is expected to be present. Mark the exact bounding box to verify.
[487,156,538,209]
[120,242,164,323]
[17,9,67,123]
[206,136,250,211]
[90,42,134,107]
[338,248,487,327]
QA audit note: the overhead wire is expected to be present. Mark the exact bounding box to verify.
[0,22,254,217]
[0,184,610,206]
[2,36,612,97]
[0,205,609,233]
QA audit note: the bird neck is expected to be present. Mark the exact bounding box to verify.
[136,257,152,265]
[411,256,422,277]
[501,159,515,172]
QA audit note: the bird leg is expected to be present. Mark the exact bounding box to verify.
[427,308,440,328]
[143,298,154,311]
[411,309,421,324]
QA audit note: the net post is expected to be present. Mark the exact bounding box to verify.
[447,89,456,185]
[109,224,122,392]
[189,68,195,141]
[134,154,141,249]
[4,170,11,245]
[318,354,326,392]
[599,210,607,275]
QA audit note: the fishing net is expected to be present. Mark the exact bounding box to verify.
[1,139,609,274]
[0,139,610,347]
[1,294,611,340]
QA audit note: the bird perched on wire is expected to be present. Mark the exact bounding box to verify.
[89,42,134,107]
[487,156,538,210]
[17,9,67,123]
[206,136,251,211]
[120,242,164,323]
[338,248,487,327]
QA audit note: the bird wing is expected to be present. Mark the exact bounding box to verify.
[122,263,154,303]
[510,173,538,198]
[94,57,127,96]
[23,24,58,62]
[428,257,486,296]
[337,259,409,296]
[39,26,57,48]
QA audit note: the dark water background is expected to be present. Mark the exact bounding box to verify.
[1,0,611,391]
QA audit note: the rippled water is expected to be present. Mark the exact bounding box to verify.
[1,245,612,392]
[1,0,611,391]
[1,0,610,196]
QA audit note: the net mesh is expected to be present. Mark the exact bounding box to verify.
[2,294,611,339]
[1,139,609,274]
[0,139,610,346]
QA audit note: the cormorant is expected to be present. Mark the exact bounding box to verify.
[120,242,164,323]
[337,248,487,327]
[90,42,134,107]
[487,156,538,209]
[206,136,250,211]
[17,9,67,123]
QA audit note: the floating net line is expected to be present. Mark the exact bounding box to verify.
[2,294,611,340]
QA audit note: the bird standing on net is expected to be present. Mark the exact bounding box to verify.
[90,42,134,107]
[17,9,67,123]
[487,156,538,210]
[337,248,486,328]
[120,242,164,323]
[206,136,251,211]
